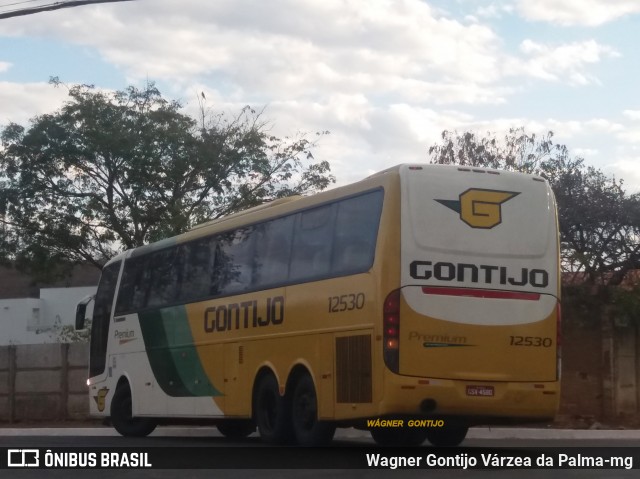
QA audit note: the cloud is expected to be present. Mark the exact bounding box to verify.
[573,148,599,157]
[623,110,640,121]
[607,157,640,192]
[0,81,68,126]
[0,1,621,111]
[0,0,509,105]
[508,39,619,85]
[0,0,637,191]
[617,127,640,144]
[475,2,516,20]
[0,61,11,72]
[516,0,640,26]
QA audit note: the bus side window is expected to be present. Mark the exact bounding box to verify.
[115,256,150,313]
[115,259,136,314]
[253,215,294,288]
[331,190,383,275]
[290,204,336,281]
[177,237,215,302]
[89,261,121,377]
[147,247,181,308]
[215,227,255,295]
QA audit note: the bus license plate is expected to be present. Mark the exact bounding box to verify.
[466,385,494,397]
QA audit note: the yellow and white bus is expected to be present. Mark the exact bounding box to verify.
[76,164,560,446]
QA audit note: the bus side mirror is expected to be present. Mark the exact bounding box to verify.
[75,295,95,330]
[75,304,87,330]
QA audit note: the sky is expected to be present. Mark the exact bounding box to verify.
[1,0,639,190]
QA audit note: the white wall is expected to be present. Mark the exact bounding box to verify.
[40,286,96,330]
[0,298,44,345]
[0,286,97,346]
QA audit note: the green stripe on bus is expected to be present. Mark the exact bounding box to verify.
[160,307,221,397]
[139,307,221,397]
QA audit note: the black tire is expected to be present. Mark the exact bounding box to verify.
[110,383,157,437]
[425,422,469,447]
[254,374,292,444]
[216,419,256,440]
[370,426,428,446]
[291,375,336,446]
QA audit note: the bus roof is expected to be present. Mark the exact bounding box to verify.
[191,195,303,232]
[102,164,549,266]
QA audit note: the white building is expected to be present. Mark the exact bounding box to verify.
[0,286,96,345]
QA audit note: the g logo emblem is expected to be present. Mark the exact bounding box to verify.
[436,188,519,229]
[93,387,109,412]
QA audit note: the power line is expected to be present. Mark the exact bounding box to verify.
[0,0,44,12]
[0,0,135,19]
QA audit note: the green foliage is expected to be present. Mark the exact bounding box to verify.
[552,164,638,285]
[0,80,334,274]
[611,287,640,329]
[561,285,606,328]
[561,285,640,329]
[51,319,92,343]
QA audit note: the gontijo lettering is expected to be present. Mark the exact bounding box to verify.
[410,261,549,288]
[204,296,284,333]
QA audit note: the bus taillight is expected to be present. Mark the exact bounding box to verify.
[383,289,401,373]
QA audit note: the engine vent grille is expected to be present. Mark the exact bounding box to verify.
[336,334,372,403]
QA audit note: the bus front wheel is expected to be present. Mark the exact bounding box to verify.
[291,374,335,446]
[216,419,256,440]
[254,374,292,444]
[110,383,157,437]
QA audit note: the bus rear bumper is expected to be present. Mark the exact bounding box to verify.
[378,374,560,423]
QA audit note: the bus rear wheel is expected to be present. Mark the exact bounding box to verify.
[216,419,256,440]
[370,426,428,446]
[254,374,292,444]
[291,374,335,446]
[110,383,157,437]
[425,421,469,447]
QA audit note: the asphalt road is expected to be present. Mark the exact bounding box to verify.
[1,426,639,478]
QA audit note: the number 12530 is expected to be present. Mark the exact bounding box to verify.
[328,293,365,313]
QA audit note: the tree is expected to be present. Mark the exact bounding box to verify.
[428,127,640,285]
[548,162,640,285]
[427,127,568,174]
[0,80,334,277]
